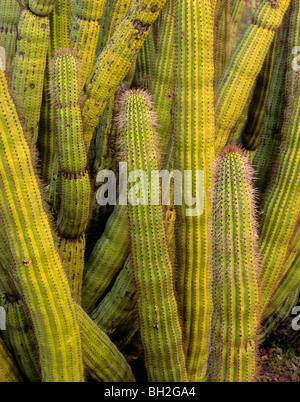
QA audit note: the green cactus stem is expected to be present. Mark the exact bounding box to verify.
[4,297,41,382]
[11,8,50,144]
[215,0,291,155]
[258,0,300,319]
[70,0,106,88]
[150,0,175,159]
[0,338,22,382]
[240,31,279,151]
[209,145,260,382]
[173,0,216,381]
[82,204,129,314]
[215,0,232,84]
[0,1,21,72]
[118,88,188,382]
[75,303,136,382]
[81,0,168,149]
[0,68,84,382]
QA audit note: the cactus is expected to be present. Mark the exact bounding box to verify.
[1,0,300,384]
[208,145,260,382]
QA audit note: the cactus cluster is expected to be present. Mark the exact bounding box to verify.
[0,0,300,382]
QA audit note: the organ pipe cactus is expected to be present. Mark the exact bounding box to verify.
[0,0,300,383]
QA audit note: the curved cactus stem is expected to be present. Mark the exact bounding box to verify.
[259,279,300,343]
[28,0,56,16]
[173,0,216,381]
[70,0,106,89]
[258,0,300,318]
[209,145,260,382]
[240,32,279,151]
[0,337,22,382]
[82,204,129,314]
[0,69,84,382]
[81,0,168,149]
[216,0,291,155]
[91,257,137,339]
[75,303,136,382]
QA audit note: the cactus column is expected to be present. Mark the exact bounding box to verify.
[209,145,260,382]
[118,89,188,382]
[173,0,216,381]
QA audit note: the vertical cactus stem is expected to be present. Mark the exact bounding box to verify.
[59,236,86,304]
[173,0,216,381]
[0,69,84,382]
[50,0,70,52]
[215,0,232,84]
[151,0,175,159]
[216,0,291,155]
[70,0,106,89]
[231,0,246,47]
[118,89,188,382]
[0,1,21,72]
[0,338,22,382]
[209,145,260,382]
[12,8,50,144]
[81,0,168,150]
[258,0,300,317]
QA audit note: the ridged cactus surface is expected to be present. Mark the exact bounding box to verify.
[0,0,299,383]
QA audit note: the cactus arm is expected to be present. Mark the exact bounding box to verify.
[119,89,188,382]
[70,0,106,88]
[11,9,50,144]
[0,70,84,382]
[216,0,291,155]
[209,146,260,382]
[258,0,300,318]
[81,0,168,148]
[132,27,156,89]
[173,0,216,381]
[0,338,22,382]
[0,1,21,72]
[82,204,129,314]
[75,303,136,382]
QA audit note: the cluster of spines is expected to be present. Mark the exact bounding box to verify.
[209,145,260,382]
